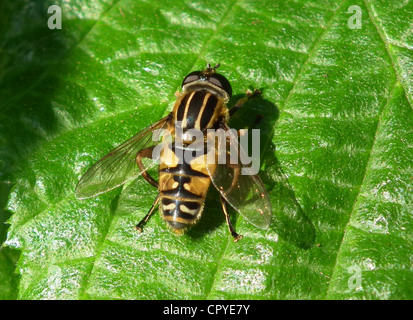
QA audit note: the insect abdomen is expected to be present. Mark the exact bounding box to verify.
[158,142,213,233]
[160,197,204,231]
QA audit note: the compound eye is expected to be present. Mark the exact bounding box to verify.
[182,71,202,87]
[209,74,232,97]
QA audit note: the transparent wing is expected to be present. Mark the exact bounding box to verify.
[205,124,272,229]
[75,114,172,199]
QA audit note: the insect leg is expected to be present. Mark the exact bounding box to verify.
[222,128,243,194]
[136,146,158,188]
[135,193,160,232]
[226,162,240,194]
[220,196,243,242]
[229,88,261,117]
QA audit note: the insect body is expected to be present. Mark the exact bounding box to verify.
[76,63,272,241]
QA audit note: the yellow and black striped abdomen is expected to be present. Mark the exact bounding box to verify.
[158,142,214,233]
[158,88,224,232]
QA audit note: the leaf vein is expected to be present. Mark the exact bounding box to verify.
[325,81,399,298]
[364,0,413,110]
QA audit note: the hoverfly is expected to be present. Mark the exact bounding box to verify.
[76,63,272,241]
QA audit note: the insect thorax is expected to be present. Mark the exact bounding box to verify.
[173,85,229,132]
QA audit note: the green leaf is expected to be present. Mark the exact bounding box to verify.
[1,0,412,300]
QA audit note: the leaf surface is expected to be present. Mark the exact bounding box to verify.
[1,0,412,299]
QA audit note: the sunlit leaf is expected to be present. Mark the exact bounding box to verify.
[1,0,412,300]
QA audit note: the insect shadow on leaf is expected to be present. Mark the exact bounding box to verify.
[195,89,316,249]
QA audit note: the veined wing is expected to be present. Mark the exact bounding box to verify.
[75,114,172,199]
[206,123,272,229]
